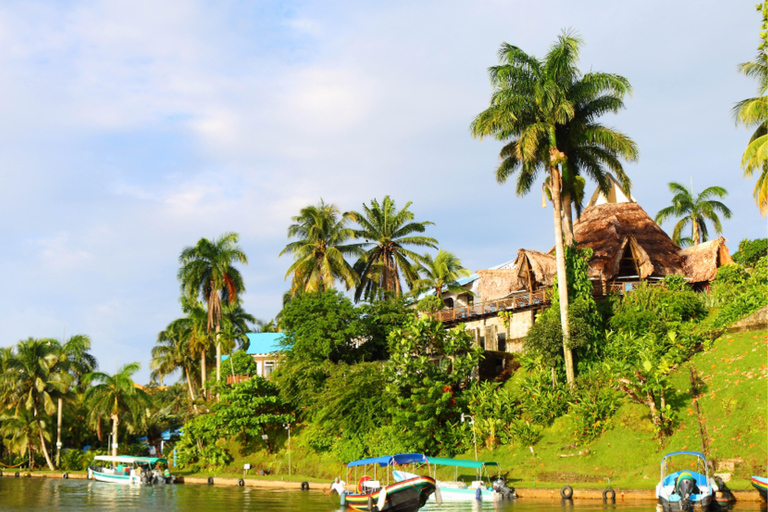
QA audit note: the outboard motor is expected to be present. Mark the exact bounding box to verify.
[493,478,516,499]
[676,474,697,511]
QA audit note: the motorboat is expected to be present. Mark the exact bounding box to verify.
[88,455,173,485]
[393,456,512,501]
[656,451,717,511]
[751,475,767,501]
[342,453,438,512]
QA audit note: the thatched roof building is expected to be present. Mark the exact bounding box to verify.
[571,202,686,281]
[476,250,556,301]
[680,237,733,284]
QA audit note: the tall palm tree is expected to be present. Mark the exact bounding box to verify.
[84,362,152,457]
[471,31,630,384]
[178,232,248,384]
[280,200,361,295]
[1,338,68,470]
[413,249,473,300]
[733,4,768,216]
[654,181,733,247]
[51,334,96,468]
[352,196,438,301]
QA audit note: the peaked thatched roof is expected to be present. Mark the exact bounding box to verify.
[572,202,686,281]
[514,249,556,289]
[680,237,734,283]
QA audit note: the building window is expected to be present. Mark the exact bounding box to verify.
[444,297,454,308]
[264,361,276,378]
[498,333,506,353]
[479,336,485,350]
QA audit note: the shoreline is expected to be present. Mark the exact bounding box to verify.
[4,471,764,503]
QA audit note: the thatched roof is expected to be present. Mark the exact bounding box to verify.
[476,269,521,302]
[572,202,686,281]
[680,237,733,283]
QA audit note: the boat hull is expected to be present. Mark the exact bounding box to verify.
[88,468,139,485]
[752,476,768,501]
[658,495,712,512]
[344,476,436,512]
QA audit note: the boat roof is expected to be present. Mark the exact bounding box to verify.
[662,451,707,460]
[93,455,168,464]
[347,453,426,468]
[426,457,499,469]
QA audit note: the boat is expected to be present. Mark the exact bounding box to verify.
[655,451,717,512]
[342,453,438,512]
[393,456,512,501]
[88,455,173,485]
[751,475,768,501]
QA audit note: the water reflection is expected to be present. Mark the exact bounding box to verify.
[0,478,764,512]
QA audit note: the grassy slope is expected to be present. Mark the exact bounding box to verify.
[172,330,766,488]
[472,329,767,490]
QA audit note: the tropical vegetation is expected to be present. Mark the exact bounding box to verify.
[654,181,732,247]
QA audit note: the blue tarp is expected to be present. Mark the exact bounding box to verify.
[347,453,426,468]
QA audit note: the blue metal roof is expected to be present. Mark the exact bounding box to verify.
[245,333,284,355]
[347,453,426,468]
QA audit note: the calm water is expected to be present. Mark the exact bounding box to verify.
[0,479,764,512]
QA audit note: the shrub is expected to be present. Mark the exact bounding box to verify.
[712,257,768,328]
[60,449,87,471]
[505,419,542,448]
[732,238,768,268]
[516,370,569,425]
[609,283,706,335]
[569,371,623,444]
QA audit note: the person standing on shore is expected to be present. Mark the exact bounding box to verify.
[325,477,346,495]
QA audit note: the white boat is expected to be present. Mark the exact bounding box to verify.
[88,455,173,485]
[655,451,716,512]
[394,457,512,502]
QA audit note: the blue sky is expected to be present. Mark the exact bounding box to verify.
[0,1,764,383]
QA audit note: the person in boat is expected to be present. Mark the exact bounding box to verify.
[324,477,346,495]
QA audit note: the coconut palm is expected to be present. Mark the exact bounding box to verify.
[280,200,361,296]
[178,232,248,384]
[1,337,68,470]
[733,4,768,216]
[51,334,96,467]
[84,362,152,457]
[0,409,47,470]
[654,182,733,247]
[412,250,473,300]
[152,320,200,412]
[471,31,629,384]
[352,196,438,301]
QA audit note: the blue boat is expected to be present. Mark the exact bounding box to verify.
[88,455,173,485]
[655,451,717,512]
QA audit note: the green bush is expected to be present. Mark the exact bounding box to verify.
[505,419,542,447]
[568,371,623,444]
[516,370,569,425]
[712,257,768,328]
[60,449,87,471]
[732,238,768,268]
[609,283,706,335]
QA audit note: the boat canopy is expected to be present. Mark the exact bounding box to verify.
[426,457,499,469]
[93,455,168,465]
[661,451,707,460]
[347,453,426,468]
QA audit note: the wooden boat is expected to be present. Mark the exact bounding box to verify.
[342,453,437,512]
[88,455,173,485]
[655,451,717,512]
[393,456,511,501]
[751,476,768,501]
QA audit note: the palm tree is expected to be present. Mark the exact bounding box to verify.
[733,4,768,216]
[352,196,438,301]
[178,232,248,384]
[51,334,96,468]
[84,362,152,457]
[413,249,473,300]
[471,31,630,384]
[152,320,200,412]
[280,200,361,295]
[0,409,46,470]
[1,338,68,470]
[654,181,733,247]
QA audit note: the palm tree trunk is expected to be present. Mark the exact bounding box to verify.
[560,191,575,246]
[184,366,199,414]
[55,398,62,468]
[35,411,56,471]
[215,323,221,384]
[111,415,119,457]
[549,162,575,386]
[201,351,207,399]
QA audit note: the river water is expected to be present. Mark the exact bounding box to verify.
[0,478,763,512]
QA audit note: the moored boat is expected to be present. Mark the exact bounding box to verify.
[751,476,768,501]
[342,453,437,512]
[655,451,717,512]
[88,455,173,485]
[393,456,511,501]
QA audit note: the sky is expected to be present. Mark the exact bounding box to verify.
[0,1,764,384]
